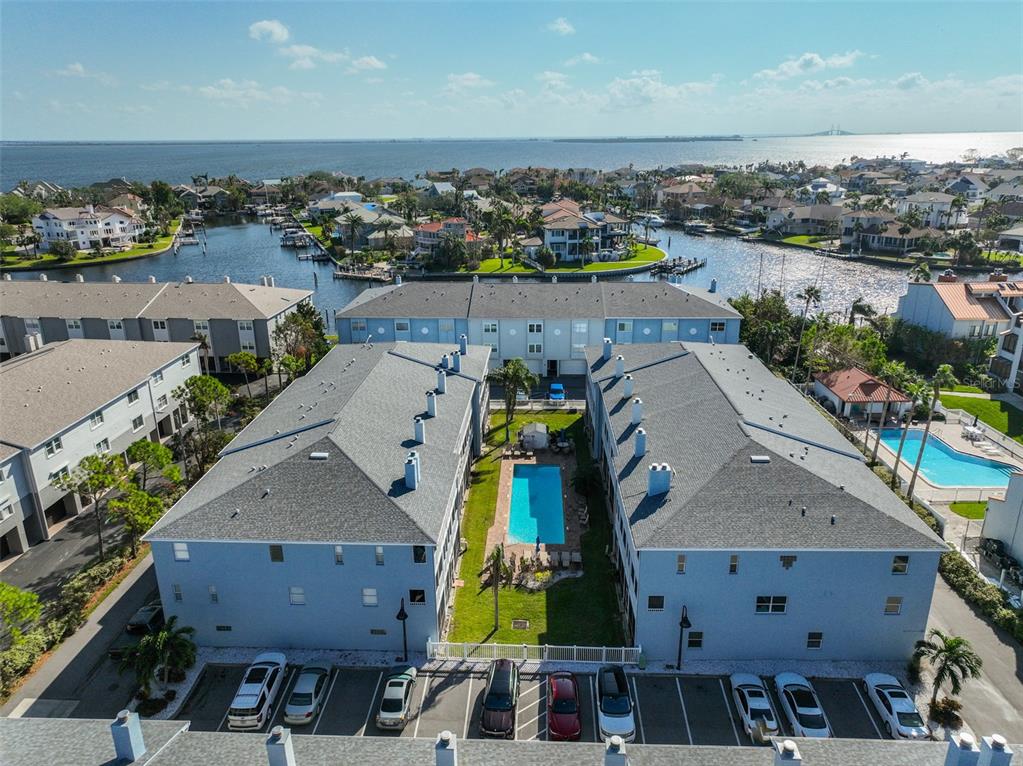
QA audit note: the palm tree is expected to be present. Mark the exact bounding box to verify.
[487,359,540,443]
[898,223,913,256]
[913,628,983,709]
[578,231,595,268]
[789,285,822,381]
[908,260,932,283]
[906,365,958,498]
[869,362,908,465]
[120,616,197,693]
[342,211,364,253]
[479,543,511,630]
[848,297,876,326]
[890,379,927,490]
[190,332,211,373]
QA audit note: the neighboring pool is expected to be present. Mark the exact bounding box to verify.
[878,428,1016,488]
[508,464,565,544]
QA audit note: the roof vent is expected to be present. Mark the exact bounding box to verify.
[623,374,634,398]
[631,397,643,425]
[184,275,193,283]
[309,452,329,460]
[750,455,771,464]
[614,355,625,378]
[830,515,836,525]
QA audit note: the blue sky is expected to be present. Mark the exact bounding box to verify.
[2,1,1021,140]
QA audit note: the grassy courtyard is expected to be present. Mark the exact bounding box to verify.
[949,502,987,520]
[447,410,624,646]
[939,394,1023,444]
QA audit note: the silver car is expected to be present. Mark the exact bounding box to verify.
[375,666,418,729]
[283,663,332,725]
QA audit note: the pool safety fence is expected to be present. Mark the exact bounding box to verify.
[427,641,642,665]
[943,408,1023,464]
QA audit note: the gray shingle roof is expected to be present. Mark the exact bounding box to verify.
[0,339,198,449]
[146,341,489,545]
[336,282,739,321]
[0,717,188,766]
[587,342,944,551]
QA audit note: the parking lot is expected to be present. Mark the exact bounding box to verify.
[176,664,889,745]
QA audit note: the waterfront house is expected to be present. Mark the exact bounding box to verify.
[144,341,490,651]
[0,339,196,560]
[6,179,65,201]
[335,280,741,377]
[945,174,989,202]
[586,341,944,661]
[0,277,311,372]
[413,217,481,256]
[175,184,231,210]
[329,202,406,249]
[997,224,1023,252]
[987,180,1023,203]
[795,177,846,202]
[426,181,456,198]
[106,193,148,216]
[895,192,967,229]
[812,367,912,419]
[765,204,843,236]
[31,205,145,252]
[895,276,1011,341]
[542,210,628,261]
[247,181,280,205]
[839,211,941,253]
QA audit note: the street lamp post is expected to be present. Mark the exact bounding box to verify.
[396,598,409,663]
[676,605,692,670]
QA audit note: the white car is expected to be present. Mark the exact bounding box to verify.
[774,673,831,738]
[283,663,331,725]
[375,666,418,729]
[862,673,929,740]
[596,665,636,743]
[227,652,287,731]
[729,673,780,743]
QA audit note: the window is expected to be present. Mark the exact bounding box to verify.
[66,319,81,330]
[375,546,385,565]
[409,589,426,605]
[95,439,110,454]
[0,504,14,521]
[647,595,665,611]
[728,554,739,574]
[181,355,191,367]
[44,437,63,457]
[395,321,410,332]
[127,389,140,405]
[173,542,190,561]
[676,554,686,574]
[369,628,387,636]
[573,321,588,334]
[152,320,167,331]
[173,584,182,602]
[334,545,344,564]
[362,588,378,606]
[238,320,254,332]
[209,586,219,603]
[269,544,284,562]
[156,394,168,410]
[710,321,727,334]
[661,319,678,336]
[132,415,145,432]
[108,320,123,331]
[413,545,427,564]
[687,631,704,649]
[617,321,632,332]
[152,370,164,385]
[216,625,232,632]
[48,466,69,482]
[807,631,823,649]
[194,320,209,333]
[483,322,498,334]
[528,322,543,334]
[528,343,542,354]
[289,587,306,605]
[240,340,256,352]
[350,320,367,332]
[892,555,909,575]
[90,411,104,429]
[755,596,787,614]
[780,555,797,569]
[884,596,903,615]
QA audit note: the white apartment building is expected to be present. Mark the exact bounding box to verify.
[0,339,197,560]
[32,205,145,252]
[895,192,968,229]
[895,277,1011,340]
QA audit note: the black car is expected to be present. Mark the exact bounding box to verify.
[108,601,164,659]
[480,659,519,738]
[980,538,1006,561]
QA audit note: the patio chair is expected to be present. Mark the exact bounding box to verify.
[571,551,582,569]
[561,551,572,568]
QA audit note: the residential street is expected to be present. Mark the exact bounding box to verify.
[927,576,1023,741]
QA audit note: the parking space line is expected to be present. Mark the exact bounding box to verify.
[518,696,543,715]
[312,668,340,735]
[359,672,383,736]
[629,677,646,744]
[216,704,232,733]
[413,672,430,739]
[261,668,296,734]
[590,675,599,743]
[718,678,741,746]
[462,675,474,740]
[516,710,545,736]
[852,681,884,739]
[674,678,693,745]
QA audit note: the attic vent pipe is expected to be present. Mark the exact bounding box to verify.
[623,375,634,398]
[614,355,625,378]
[631,397,643,425]
[441,354,450,369]
[404,451,420,490]
[451,351,461,372]
[635,427,647,457]
[436,369,447,394]
[602,338,613,361]
[426,390,437,417]
[414,416,426,444]
[459,333,468,355]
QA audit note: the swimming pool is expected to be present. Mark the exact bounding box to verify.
[878,428,1016,488]
[508,464,565,545]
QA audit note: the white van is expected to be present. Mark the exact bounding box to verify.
[227,652,287,731]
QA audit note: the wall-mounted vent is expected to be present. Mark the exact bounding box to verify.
[750,455,771,464]
[309,452,329,460]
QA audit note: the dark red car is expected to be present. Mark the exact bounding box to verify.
[546,671,581,741]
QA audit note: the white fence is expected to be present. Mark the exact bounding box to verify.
[427,641,642,665]
[943,407,1023,463]
[488,400,586,411]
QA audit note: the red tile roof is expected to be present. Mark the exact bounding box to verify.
[814,368,911,404]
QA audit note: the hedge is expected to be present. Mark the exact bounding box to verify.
[939,549,1023,644]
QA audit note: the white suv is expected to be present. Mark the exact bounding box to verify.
[227,652,287,731]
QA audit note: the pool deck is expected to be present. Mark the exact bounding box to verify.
[486,450,585,564]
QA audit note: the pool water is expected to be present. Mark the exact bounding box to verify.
[878,429,1016,488]
[508,464,565,545]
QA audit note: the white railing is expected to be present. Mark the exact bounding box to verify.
[488,400,586,411]
[427,641,642,665]
[943,407,1023,463]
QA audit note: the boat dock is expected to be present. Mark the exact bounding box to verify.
[651,257,707,276]
[333,267,393,283]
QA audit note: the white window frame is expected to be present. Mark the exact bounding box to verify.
[527,322,543,334]
[807,631,823,649]
[209,585,219,603]
[127,389,140,405]
[528,342,542,354]
[728,554,739,574]
[289,587,306,606]
[238,320,254,332]
[194,320,209,333]
[173,584,182,602]
[152,319,167,331]
[173,542,190,561]
[710,321,727,333]
[131,415,145,432]
[90,411,104,429]
[181,355,191,367]
[350,319,367,332]
[156,394,168,410]
[334,545,344,564]
[676,554,686,574]
[375,545,385,566]
[892,555,909,575]
[45,437,63,458]
[362,587,378,606]
[483,322,498,334]
[95,438,110,454]
[66,319,82,331]
[395,320,410,332]
[884,596,903,615]
[755,595,787,614]
[152,370,164,385]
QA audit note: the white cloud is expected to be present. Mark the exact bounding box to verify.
[197,78,321,108]
[893,72,928,90]
[349,55,387,72]
[278,43,348,70]
[547,17,575,36]
[565,52,599,66]
[249,19,290,43]
[54,62,115,85]
[140,80,193,93]
[536,71,569,89]
[604,70,718,110]
[118,105,155,115]
[800,76,872,91]
[444,72,494,95]
[754,50,863,80]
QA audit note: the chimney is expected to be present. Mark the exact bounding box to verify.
[414,416,426,444]
[604,735,628,766]
[459,333,468,355]
[111,275,121,283]
[591,274,597,283]
[266,726,296,766]
[512,275,518,283]
[946,732,981,766]
[451,351,461,372]
[395,274,403,285]
[223,275,231,283]
[436,369,447,393]
[989,269,1007,283]
[441,354,450,369]
[110,710,146,763]
[75,273,84,282]
[23,334,37,352]
[978,735,1013,766]
[426,390,437,417]
[623,375,634,398]
[774,739,802,766]
[404,452,419,490]
[631,397,643,425]
[602,338,613,361]
[37,273,48,282]
[184,275,194,284]
[436,730,457,766]
[472,275,479,283]
[709,277,718,293]
[147,275,157,283]
[647,463,672,495]
[634,427,646,457]
[938,269,958,283]
[614,355,625,378]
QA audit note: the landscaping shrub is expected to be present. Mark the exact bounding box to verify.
[163,689,177,702]
[929,696,962,727]
[939,550,1023,645]
[906,654,922,685]
[136,697,168,717]
[165,666,186,683]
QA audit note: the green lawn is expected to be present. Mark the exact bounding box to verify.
[781,235,832,249]
[1,220,181,271]
[939,394,1023,444]
[470,258,537,274]
[447,411,624,646]
[949,502,987,520]
[945,385,986,395]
